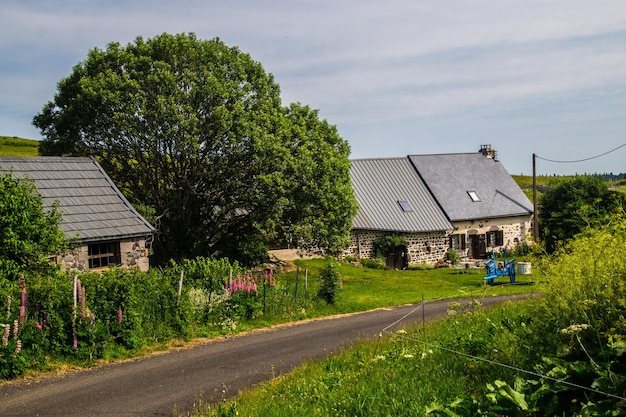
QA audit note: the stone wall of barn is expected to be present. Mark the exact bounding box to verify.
[343,229,449,265]
[55,238,151,273]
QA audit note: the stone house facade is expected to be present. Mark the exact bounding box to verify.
[347,147,533,267]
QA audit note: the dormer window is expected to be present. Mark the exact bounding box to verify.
[467,191,481,202]
[398,200,413,212]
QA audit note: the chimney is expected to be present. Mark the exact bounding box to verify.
[479,145,497,160]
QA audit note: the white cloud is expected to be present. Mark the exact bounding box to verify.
[1,0,626,174]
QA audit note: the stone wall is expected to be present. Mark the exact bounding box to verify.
[449,214,532,257]
[343,229,449,265]
[344,215,531,265]
[55,238,151,273]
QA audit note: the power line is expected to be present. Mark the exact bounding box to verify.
[536,142,626,164]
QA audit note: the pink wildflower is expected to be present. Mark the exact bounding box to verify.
[19,304,25,325]
[1,324,9,346]
[117,306,123,324]
[13,319,18,339]
[35,321,42,330]
[12,340,21,357]
[21,286,27,310]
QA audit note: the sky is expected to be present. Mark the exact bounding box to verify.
[1,1,626,176]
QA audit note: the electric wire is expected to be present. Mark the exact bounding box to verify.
[536,142,626,163]
[381,300,626,403]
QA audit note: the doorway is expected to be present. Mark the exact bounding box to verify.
[385,245,409,270]
[468,234,486,259]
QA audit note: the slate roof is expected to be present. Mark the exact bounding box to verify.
[0,156,155,243]
[350,158,453,232]
[408,153,533,222]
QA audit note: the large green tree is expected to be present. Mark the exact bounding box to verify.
[0,172,67,278]
[539,175,626,253]
[33,33,357,265]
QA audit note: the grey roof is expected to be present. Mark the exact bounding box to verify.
[408,153,533,221]
[0,156,155,243]
[350,158,453,232]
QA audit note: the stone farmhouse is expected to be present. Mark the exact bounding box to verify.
[0,156,155,272]
[345,146,533,268]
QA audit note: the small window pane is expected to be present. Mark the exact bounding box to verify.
[398,200,413,212]
[467,191,481,202]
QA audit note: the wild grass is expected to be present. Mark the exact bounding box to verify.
[0,136,39,156]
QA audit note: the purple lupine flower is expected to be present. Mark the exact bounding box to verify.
[117,306,123,324]
[42,311,48,330]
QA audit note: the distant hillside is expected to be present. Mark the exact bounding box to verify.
[0,136,39,156]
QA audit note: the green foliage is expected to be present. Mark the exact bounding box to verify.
[280,103,358,254]
[33,32,356,266]
[0,172,68,279]
[360,258,387,269]
[445,248,462,265]
[317,260,341,304]
[539,176,626,253]
[373,234,404,259]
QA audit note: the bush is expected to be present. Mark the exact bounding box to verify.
[0,173,68,279]
[360,258,387,270]
[317,261,341,304]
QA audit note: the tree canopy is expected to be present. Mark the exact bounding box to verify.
[0,172,67,278]
[538,175,626,253]
[33,33,357,265]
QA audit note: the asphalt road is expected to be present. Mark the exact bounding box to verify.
[0,294,532,417]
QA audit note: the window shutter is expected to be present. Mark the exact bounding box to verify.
[496,230,504,246]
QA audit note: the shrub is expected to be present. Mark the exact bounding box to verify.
[317,261,340,304]
[0,173,68,279]
[360,258,387,270]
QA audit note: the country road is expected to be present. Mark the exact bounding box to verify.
[0,294,533,417]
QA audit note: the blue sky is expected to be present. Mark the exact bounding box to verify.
[2,1,626,175]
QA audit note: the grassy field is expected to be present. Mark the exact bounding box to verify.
[0,136,39,156]
[282,258,536,315]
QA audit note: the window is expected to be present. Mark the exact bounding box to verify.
[88,242,120,269]
[467,191,481,202]
[486,230,504,247]
[449,233,466,250]
[397,200,413,212]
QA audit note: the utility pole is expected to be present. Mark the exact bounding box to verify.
[532,153,538,242]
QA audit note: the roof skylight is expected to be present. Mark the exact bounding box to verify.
[467,191,481,202]
[398,200,413,212]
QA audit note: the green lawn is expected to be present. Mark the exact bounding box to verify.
[277,258,537,319]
